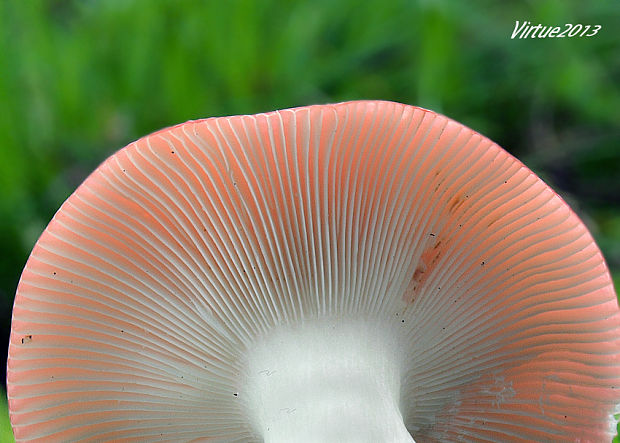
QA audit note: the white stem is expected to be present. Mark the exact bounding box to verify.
[242,318,415,443]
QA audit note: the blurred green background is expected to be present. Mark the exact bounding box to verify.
[1,0,619,440]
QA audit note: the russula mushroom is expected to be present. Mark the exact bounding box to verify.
[7,100,620,442]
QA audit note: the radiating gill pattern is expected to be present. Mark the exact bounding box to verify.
[8,101,620,441]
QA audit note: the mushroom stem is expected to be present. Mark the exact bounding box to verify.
[243,318,414,442]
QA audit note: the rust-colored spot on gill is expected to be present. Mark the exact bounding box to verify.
[402,269,422,304]
[448,194,465,214]
[402,238,445,304]
[487,215,500,228]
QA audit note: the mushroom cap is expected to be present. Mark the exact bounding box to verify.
[7,100,620,441]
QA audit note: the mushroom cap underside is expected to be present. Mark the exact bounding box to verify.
[7,100,620,442]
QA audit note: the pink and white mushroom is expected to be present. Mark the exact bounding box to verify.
[7,101,620,442]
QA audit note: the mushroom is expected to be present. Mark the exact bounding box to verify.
[7,100,620,442]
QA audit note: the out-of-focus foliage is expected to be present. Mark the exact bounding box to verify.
[1,0,619,438]
[0,390,13,442]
